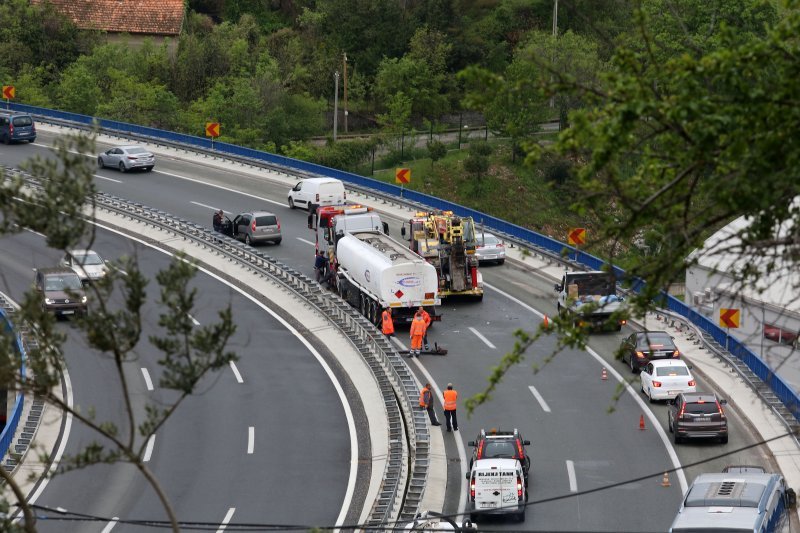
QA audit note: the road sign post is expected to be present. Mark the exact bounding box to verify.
[567,227,586,261]
[395,168,410,198]
[2,85,14,109]
[719,308,740,352]
[205,122,220,149]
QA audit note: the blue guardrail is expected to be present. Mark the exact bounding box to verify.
[0,309,26,460]
[9,102,799,423]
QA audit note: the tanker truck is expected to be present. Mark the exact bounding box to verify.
[310,204,441,325]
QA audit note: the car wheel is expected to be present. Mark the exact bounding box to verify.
[146,166,153,172]
[668,417,673,433]
[648,389,655,403]
[674,432,682,444]
[517,509,526,523]
[98,157,105,169]
[469,513,478,523]
[273,238,282,245]
[119,162,126,173]
[288,198,295,209]
[245,234,252,246]
[497,259,505,265]
[2,135,9,145]
[629,355,637,373]
[720,435,728,444]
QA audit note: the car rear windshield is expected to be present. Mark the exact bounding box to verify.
[636,333,673,348]
[73,252,103,265]
[127,147,147,154]
[484,441,518,458]
[12,116,33,126]
[479,234,499,246]
[256,215,277,226]
[656,366,689,376]
[685,402,719,414]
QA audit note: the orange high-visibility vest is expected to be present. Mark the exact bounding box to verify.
[420,309,431,327]
[410,315,427,337]
[382,310,394,335]
[419,386,431,408]
[443,389,457,411]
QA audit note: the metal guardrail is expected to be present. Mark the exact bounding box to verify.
[10,102,800,508]
[7,165,427,526]
[0,300,27,464]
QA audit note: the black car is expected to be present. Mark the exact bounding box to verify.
[468,428,531,481]
[620,330,680,372]
[34,267,88,318]
[668,392,728,444]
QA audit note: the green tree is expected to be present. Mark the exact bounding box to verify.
[427,139,447,168]
[0,132,236,532]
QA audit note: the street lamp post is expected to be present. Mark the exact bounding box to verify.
[343,52,348,133]
[550,0,558,109]
[333,70,339,141]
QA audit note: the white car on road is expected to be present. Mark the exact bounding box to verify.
[98,145,155,172]
[60,249,109,283]
[640,359,696,402]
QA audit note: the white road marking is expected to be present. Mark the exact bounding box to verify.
[94,174,122,184]
[143,435,155,462]
[484,282,545,319]
[247,427,255,454]
[468,326,496,349]
[24,228,46,238]
[56,507,67,513]
[229,361,244,383]
[101,517,119,532]
[157,169,284,207]
[528,385,551,413]
[216,508,236,533]
[87,222,359,530]
[390,336,469,520]
[140,367,154,391]
[191,200,223,211]
[297,237,315,246]
[188,313,201,326]
[566,460,578,492]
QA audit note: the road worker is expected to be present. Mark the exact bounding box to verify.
[381,308,395,338]
[409,310,427,357]
[418,306,432,350]
[418,383,441,426]
[443,383,458,432]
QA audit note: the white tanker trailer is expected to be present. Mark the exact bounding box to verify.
[333,230,441,325]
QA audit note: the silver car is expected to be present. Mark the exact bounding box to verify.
[231,211,282,246]
[60,249,109,282]
[475,233,506,265]
[98,145,155,172]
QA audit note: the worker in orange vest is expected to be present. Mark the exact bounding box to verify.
[443,383,458,432]
[418,383,441,426]
[381,308,395,338]
[417,306,432,350]
[409,310,427,357]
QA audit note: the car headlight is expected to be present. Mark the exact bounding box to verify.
[45,298,53,304]
[81,296,88,303]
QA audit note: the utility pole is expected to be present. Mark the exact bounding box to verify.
[333,70,339,141]
[343,52,349,133]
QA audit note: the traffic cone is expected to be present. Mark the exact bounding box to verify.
[601,368,608,381]
[661,471,671,487]
[639,414,646,430]
[543,315,550,329]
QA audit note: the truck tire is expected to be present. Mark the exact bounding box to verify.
[359,294,367,317]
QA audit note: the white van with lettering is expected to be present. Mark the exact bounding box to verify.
[466,458,527,523]
[287,177,346,212]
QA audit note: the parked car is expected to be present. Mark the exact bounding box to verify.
[98,145,155,172]
[224,211,282,246]
[287,177,346,212]
[34,267,88,318]
[668,392,728,444]
[475,233,506,265]
[0,112,36,144]
[468,428,530,482]
[59,249,109,283]
[640,359,696,402]
[620,330,680,372]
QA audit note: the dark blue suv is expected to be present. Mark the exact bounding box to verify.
[0,112,36,144]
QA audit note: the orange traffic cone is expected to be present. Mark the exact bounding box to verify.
[639,414,646,430]
[543,315,550,329]
[661,471,671,487]
[601,368,608,381]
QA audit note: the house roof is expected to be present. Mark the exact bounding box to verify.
[31,0,185,36]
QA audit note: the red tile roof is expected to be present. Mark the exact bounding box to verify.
[31,0,185,36]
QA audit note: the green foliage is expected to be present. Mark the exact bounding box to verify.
[427,139,447,167]
[310,139,376,172]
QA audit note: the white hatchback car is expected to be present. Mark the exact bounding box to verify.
[475,232,506,265]
[59,249,109,283]
[640,359,696,402]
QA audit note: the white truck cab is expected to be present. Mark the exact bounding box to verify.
[554,270,626,331]
[466,458,527,523]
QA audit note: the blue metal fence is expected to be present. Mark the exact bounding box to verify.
[0,309,26,460]
[10,102,799,422]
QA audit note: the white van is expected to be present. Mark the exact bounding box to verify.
[466,458,527,523]
[288,177,346,212]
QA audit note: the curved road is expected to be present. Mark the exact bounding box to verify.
[0,131,776,531]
